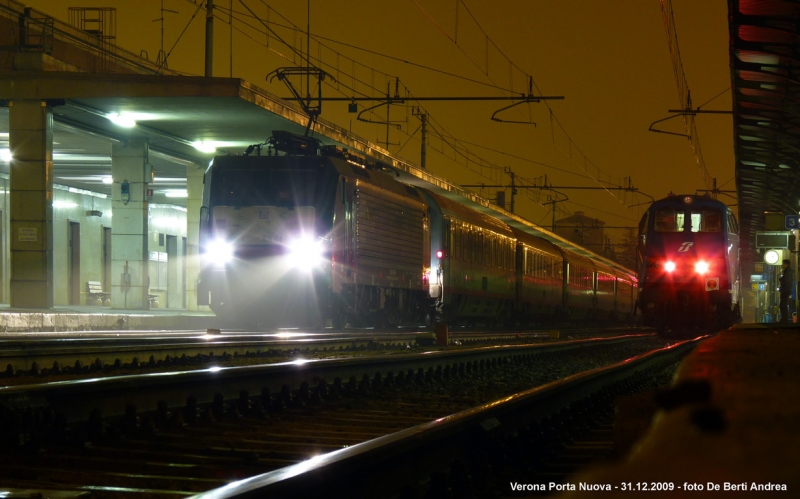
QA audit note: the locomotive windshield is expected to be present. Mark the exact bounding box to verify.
[654,208,722,233]
[211,168,319,208]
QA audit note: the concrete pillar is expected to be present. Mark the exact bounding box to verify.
[111,138,150,309]
[9,100,53,309]
[185,164,205,310]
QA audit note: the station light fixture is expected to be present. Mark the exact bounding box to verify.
[164,189,188,198]
[0,149,11,162]
[53,200,78,209]
[106,112,136,128]
[101,176,113,184]
[192,141,217,153]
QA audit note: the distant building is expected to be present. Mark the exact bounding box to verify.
[554,211,606,251]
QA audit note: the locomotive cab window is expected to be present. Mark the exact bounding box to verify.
[727,212,738,235]
[690,209,722,233]
[654,208,685,232]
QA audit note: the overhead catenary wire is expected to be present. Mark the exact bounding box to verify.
[215,0,516,188]
[207,1,592,200]
[659,0,712,189]
[181,0,631,229]
[157,0,205,73]
[408,0,633,205]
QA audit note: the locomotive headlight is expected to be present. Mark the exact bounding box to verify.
[287,235,324,271]
[664,261,676,272]
[695,261,709,274]
[205,239,234,264]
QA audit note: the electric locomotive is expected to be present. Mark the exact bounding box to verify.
[637,194,740,333]
[197,131,430,327]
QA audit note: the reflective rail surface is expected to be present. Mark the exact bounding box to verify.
[0,327,649,373]
[0,334,654,422]
[190,335,708,499]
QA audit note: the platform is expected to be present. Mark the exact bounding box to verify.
[0,305,216,332]
[563,324,800,497]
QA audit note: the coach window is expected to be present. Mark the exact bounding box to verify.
[445,225,452,256]
[524,249,530,276]
[471,231,477,262]
[460,229,466,261]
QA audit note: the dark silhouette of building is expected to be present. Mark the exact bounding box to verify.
[554,211,606,250]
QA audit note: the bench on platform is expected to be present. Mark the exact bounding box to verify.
[86,281,111,306]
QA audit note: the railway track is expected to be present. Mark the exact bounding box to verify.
[0,326,646,383]
[194,335,705,499]
[0,333,676,498]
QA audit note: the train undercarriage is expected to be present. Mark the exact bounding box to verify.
[640,288,738,336]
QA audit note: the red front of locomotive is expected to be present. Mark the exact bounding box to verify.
[638,196,740,333]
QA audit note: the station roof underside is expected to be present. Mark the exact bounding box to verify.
[730,0,800,264]
[0,71,635,276]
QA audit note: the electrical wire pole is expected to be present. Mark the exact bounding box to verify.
[412,107,428,169]
[541,194,567,233]
[505,167,517,214]
[205,0,213,77]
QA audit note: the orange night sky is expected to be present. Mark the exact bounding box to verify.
[22,0,735,240]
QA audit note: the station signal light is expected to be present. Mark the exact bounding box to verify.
[436,250,443,259]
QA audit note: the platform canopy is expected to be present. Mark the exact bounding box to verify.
[729,0,800,268]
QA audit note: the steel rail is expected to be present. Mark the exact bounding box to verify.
[190,334,707,499]
[0,334,654,423]
[0,328,648,377]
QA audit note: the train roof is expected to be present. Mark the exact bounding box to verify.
[256,133,637,280]
[509,227,563,258]
[420,188,514,238]
[649,194,732,211]
[331,159,423,203]
[396,171,637,280]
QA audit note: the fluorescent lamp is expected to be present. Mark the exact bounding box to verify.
[53,201,78,209]
[106,112,136,128]
[164,189,188,198]
[192,141,216,153]
[0,149,11,162]
[102,176,113,184]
